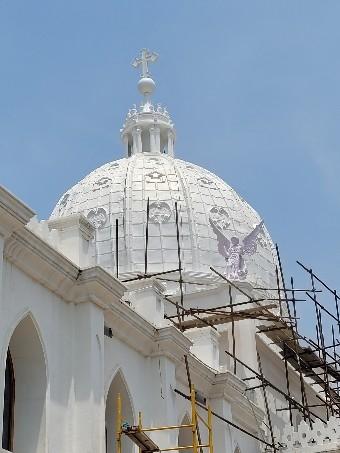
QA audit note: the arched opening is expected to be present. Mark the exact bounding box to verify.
[105,370,134,453]
[234,446,241,453]
[2,350,15,450]
[2,316,47,453]
[178,414,192,453]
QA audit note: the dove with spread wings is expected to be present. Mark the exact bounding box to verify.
[209,218,265,280]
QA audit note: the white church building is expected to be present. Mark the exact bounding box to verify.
[0,50,338,453]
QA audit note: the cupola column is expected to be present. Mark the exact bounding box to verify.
[122,134,129,157]
[167,130,175,157]
[132,127,142,154]
[150,126,161,153]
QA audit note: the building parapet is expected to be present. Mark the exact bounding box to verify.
[277,416,340,452]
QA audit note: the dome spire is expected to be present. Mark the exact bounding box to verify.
[120,49,176,158]
[132,49,158,103]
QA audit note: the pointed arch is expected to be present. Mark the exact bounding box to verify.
[178,413,192,453]
[2,310,49,378]
[234,445,241,453]
[2,314,47,453]
[105,365,134,408]
[105,368,135,453]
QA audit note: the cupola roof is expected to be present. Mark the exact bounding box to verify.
[120,49,175,157]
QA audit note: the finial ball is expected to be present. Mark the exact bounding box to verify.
[138,77,156,96]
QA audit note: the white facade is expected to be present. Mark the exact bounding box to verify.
[0,50,335,453]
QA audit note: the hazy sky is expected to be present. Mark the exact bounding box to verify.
[1,1,340,333]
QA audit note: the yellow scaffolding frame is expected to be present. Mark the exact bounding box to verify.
[116,386,214,453]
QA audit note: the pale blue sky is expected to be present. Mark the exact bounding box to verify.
[1,1,340,332]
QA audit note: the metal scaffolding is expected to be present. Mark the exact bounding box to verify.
[107,199,340,452]
[116,387,214,453]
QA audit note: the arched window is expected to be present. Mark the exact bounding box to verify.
[105,370,134,453]
[2,315,47,453]
[2,350,15,451]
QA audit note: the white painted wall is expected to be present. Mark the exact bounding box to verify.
[0,201,330,453]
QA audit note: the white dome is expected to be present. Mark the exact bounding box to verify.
[50,153,276,287]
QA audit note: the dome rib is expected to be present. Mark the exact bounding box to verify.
[171,158,200,272]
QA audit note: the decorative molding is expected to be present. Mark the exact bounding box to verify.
[74,267,126,306]
[93,176,112,191]
[126,277,167,296]
[211,371,265,434]
[149,201,172,223]
[197,176,217,189]
[210,206,231,230]
[147,156,163,166]
[175,354,265,435]
[4,227,125,308]
[58,192,70,214]
[145,170,165,183]
[0,185,35,238]
[152,326,192,363]
[4,227,80,297]
[109,162,119,169]
[278,416,340,452]
[48,213,95,241]
[257,231,268,249]
[87,207,108,229]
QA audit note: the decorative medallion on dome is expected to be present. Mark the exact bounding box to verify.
[87,207,108,229]
[147,156,163,166]
[58,193,70,213]
[257,231,268,249]
[198,176,217,189]
[209,207,231,230]
[209,219,265,280]
[149,201,172,223]
[94,177,112,191]
[146,170,165,183]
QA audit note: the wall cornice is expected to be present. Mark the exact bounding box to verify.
[105,296,157,356]
[175,356,265,435]
[4,227,126,308]
[0,185,35,237]
[5,227,78,296]
[152,326,192,363]
[125,277,167,295]
[75,267,126,305]
[105,302,192,359]
[211,372,265,434]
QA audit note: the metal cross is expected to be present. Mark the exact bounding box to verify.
[132,49,158,77]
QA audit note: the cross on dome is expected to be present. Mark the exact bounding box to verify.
[132,49,158,77]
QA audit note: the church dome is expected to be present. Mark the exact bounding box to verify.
[50,49,277,287]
